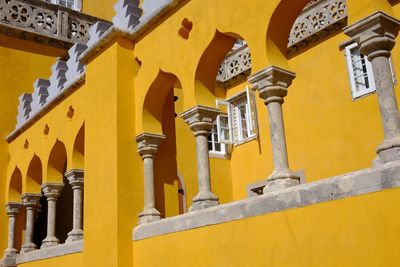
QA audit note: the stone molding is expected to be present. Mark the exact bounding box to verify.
[134,161,400,241]
[135,133,166,157]
[344,11,400,60]
[248,65,296,103]
[287,0,348,55]
[41,183,64,199]
[0,0,107,49]
[180,105,220,134]
[4,203,21,216]
[21,193,41,208]
[65,169,84,187]
[15,240,83,264]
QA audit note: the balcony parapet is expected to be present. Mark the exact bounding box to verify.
[287,0,348,55]
[0,0,106,49]
[216,44,251,88]
[134,161,400,240]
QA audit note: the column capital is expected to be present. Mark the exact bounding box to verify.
[41,183,64,199]
[344,11,400,60]
[65,169,84,187]
[180,105,220,134]
[135,133,166,157]
[248,66,296,104]
[5,203,21,216]
[21,193,42,209]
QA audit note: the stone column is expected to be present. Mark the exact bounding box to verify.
[249,66,300,193]
[181,105,220,211]
[20,194,41,253]
[135,133,166,224]
[345,11,400,163]
[41,183,63,248]
[3,203,21,258]
[65,169,84,243]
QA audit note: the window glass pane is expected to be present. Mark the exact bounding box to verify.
[350,48,370,93]
[238,104,248,139]
[59,0,75,8]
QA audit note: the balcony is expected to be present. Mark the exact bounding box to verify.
[0,0,105,49]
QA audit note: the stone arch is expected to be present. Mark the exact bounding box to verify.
[142,70,181,134]
[47,140,67,183]
[265,0,309,68]
[7,167,22,202]
[193,30,239,106]
[26,154,43,194]
[72,123,85,170]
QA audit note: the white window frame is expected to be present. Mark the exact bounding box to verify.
[208,122,227,158]
[345,42,397,100]
[216,86,259,147]
[44,0,82,11]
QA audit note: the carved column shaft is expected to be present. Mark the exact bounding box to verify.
[41,183,63,248]
[4,203,21,258]
[181,105,220,211]
[249,66,300,192]
[21,194,41,253]
[345,11,400,163]
[66,169,84,243]
[136,133,165,224]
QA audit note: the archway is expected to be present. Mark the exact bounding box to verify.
[72,123,85,170]
[46,140,72,244]
[7,167,24,250]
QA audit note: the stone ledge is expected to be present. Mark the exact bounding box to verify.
[15,240,83,264]
[133,161,400,241]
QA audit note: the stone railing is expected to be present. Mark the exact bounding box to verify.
[287,0,348,55]
[216,44,252,88]
[0,0,104,49]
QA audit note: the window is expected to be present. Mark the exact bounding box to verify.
[215,86,258,146]
[43,0,82,11]
[345,42,396,100]
[208,123,226,155]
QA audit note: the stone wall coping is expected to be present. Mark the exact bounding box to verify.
[15,240,83,264]
[79,0,186,64]
[6,73,85,143]
[133,161,400,241]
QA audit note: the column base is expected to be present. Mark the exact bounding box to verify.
[41,236,60,248]
[138,208,161,224]
[66,229,83,243]
[376,138,400,163]
[1,256,16,267]
[20,242,37,253]
[3,248,17,258]
[189,191,219,211]
[263,170,300,193]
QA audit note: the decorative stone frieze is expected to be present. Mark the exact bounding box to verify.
[16,93,32,128]
[31,78,50,111]
[65,169,84,242]
[136,133,165,224]
[217,44,252,88]
[180,106,220,211]
[249,66,300,192]
[3,203,21,259]
[112,0,142,31]
[41,183,64,248]
[0,0,105,48]
[20,193,41,253]
[288,0,348,55]
[11,19,112,139]
[86,21,112,48]
[47,60,68,100]
[345,12,400,163]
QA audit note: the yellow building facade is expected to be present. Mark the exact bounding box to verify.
[1,0,400,266]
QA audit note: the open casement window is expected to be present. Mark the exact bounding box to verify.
[345,42,397,100]
[216,86,259,146]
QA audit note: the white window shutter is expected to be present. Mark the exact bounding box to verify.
[246,86,259,137]
[216,100,233,144]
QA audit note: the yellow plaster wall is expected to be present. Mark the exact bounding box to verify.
[133,188,400,267]
[0,35,65,256]
[82,0,117,21]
